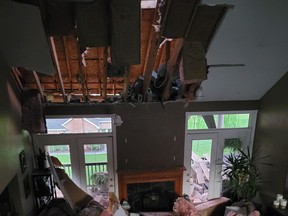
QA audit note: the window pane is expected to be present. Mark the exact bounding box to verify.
[187,115,208,130]
[187,113,250,130]
[221,114,250,128]
[46,118,112,134]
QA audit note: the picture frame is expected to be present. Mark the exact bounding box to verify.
[19,150,27,174]
[23,175,31,198]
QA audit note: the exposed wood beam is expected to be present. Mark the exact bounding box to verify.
[102,47,108,99]
[32,70,45,101]
[162,1,200,101]
[49,37,67,103]
[154,44,164,71]
[202,115,216,128]
[122,67,131,102]
[63,36,72,91]
[162,38,184,100]
[165,40,171,63]
[142,0,172,101]
[11,67,24,92]
[97,48,102,95]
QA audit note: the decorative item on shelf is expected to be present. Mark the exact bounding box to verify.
[19,150,27,173]
[280,199,287,209]
[36,148,47,170]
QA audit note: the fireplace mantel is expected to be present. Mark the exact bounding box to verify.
[117,167,185,201]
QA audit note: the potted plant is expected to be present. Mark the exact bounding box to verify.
[91,172,109,193]
[222,147,270,213]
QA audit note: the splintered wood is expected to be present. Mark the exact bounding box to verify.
[190,152,210,203]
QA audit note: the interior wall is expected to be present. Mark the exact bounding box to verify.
[44,100,259,171]
[0,51,35,215]
[254,71,288,199]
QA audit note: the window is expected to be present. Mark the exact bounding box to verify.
[46,117,112,134]
[187,113,250,130]
[183,110,258,202]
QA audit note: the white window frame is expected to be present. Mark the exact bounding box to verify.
[183,110,258,197]
[33,114,119,196]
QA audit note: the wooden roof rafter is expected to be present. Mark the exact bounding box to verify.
[11,67,24,92]
[162,0,201,101]
[63,36,73,91]
[142,0,172,101]
[102,47,108,99]
[32,70,45,101]
[49,37,67,103]
[122,67,131,102]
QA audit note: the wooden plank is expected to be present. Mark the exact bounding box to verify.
[162,38,183,101]
[192,152,209,180]
[192,164,205,184]
[122,67,131,102]
[32,71,45,101]
[102,47,108,99]
[142,0,172,101]
[63,36,72,91]
[199,161,209,180]
[11,67,24,92]
[162,1,200,101]
[49,37,67,103]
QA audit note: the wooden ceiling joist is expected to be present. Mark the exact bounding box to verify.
[162,1,200,101]
[11,67,24,92]
[63,36,72,91]
[49,37,67,103]
[142,0,172,101]
[122,67,131,102]
[32,70,45,101]
[162,38,184,100]
[102,47,108,99]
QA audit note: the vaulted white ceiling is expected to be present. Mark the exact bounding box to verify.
[200,0,288,101]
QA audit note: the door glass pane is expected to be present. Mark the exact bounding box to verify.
[46,145,72,198]
[187,114,250,130]
[221,138,244,197]
[83,144,109,207]
[46,145,72,177]
[190,139,212,203]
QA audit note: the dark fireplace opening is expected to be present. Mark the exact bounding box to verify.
[127,181,176,213]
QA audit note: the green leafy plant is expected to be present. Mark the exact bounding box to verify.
[222,147,270,202]
[91,172,108,192]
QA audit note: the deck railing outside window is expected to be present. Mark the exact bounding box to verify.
[62,162,108,186]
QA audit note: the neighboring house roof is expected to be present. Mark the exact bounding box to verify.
[46,118,69,130]
[46,118,112,131]
[85,118,111,129]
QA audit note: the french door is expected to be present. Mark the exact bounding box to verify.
[33,134,115,198]
[183,129,251,201]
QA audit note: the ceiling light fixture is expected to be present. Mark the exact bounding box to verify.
[195,86,204,99]
[113,115,123,126]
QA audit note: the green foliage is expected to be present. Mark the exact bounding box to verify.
[224,138,243,151]
[91,172,109,192]
[222,147,269,202]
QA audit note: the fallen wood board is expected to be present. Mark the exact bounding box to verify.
[192,165,205,184]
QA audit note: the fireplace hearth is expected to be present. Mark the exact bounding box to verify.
[127,181,176,212]
[118,167,184,213]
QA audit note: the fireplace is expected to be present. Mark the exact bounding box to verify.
[118,167,184,213]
